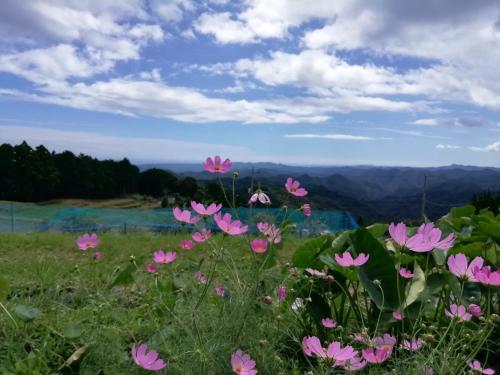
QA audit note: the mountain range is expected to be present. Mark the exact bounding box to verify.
[140,162,500,223]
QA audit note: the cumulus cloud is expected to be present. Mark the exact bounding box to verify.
[469,141,500,152]
[194,0,338,44]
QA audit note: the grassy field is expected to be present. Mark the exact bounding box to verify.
[0,212,498,375]
[0,232,304,374]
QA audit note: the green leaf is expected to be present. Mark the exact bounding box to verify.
[306,291,331,327]
[63,322,82,339]
[109,263,136,288]
[431,248,447,266]
[292,235,331,268]
[0,276,9,301]
[331,231,351,252]
[14,304,39,321]
[451,205,476,219]
[478,221,500,244]
[366,223,388,238]
[403,262,426,308]
[350,228,400,310]
[448,242,484,257]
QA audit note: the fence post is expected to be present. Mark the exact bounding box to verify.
[10,202,14,233]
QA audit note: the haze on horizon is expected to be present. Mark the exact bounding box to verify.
[0,0,499,167]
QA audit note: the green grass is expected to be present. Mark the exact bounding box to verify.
[0,232,305,374]
[0,231,497,375]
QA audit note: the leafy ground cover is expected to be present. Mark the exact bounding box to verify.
[0,156,499,374]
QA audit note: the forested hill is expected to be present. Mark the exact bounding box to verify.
[1,142,499,223]
[0,142,199,202]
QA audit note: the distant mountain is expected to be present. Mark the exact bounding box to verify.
[140,162,500,223]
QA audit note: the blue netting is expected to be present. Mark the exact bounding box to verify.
[0,202,358,235]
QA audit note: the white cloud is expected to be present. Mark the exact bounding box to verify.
[285,133,377,141]
[150,0,194,23]
[0,0,164,85]
[194,12,256,44]
[468,141,500,152]
[194,0,338,44]
[0,125,251,162]
[413,117,486,127]
[0,78,340,124]
[232,50,413,96]
[193,0,500,110]
[436,144,461,149]
[0,44,107,84]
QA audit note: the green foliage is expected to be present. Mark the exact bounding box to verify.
[350,227,400,311]
[13,304,39,321]
[291,235,331,269]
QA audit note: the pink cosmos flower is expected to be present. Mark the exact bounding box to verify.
[469,360,495,374]
[302,203,312,217]
[231,349,257,375]
[447,253,484,281]
[153,250,176,264]
[339,355,367,372]
[445,304,472,321]
[203,155,232,174]
[468,304,482,317]
[215,282,225,297]
[248,191,271,205]
[353,333,370,344]
[327,341,357,366]
[191,201,222,216]
[180,240,194,250]
[250,239,268,254]
[214,212,248,235]
[285,177,308,197]
[192,228,212,243]
[256,222,281,244]
[145,264,157,273]
[131,343,166,372]
[172,207,200,224]
[278,286,287,302]
[399,267,414,279]
[362,348,392,364]
[473,266,500,286]
[93,251,101,260]
[334,251,369,267]
[305,268,326,277]
[388,222,408,246]
[321,318,337,328]
[392,311,404,320]
[374,334,396,351]
[301,337,356,364]
[406,222,455,252]
[195,271,208,285]
[401,338,424,351]
[75,233,100,250]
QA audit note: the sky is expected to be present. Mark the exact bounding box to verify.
[0,0,499,167]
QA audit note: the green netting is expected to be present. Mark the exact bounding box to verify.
[0,202,358,235]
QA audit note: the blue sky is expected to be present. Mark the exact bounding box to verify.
[0,0,499,166]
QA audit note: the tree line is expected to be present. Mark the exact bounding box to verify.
[0,141,201,202]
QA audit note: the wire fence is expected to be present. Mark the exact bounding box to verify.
[0,202,358,236]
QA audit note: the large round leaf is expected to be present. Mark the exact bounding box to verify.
[350,228,400,311]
